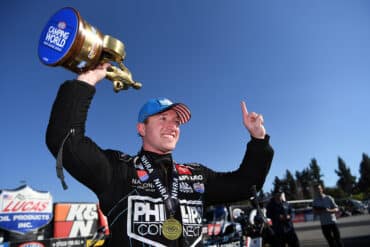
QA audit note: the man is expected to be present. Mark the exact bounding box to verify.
[46,63,274,246]
[266,189,300,247]
[312,184,343,247]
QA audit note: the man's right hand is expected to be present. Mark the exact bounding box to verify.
[77,63,111,86]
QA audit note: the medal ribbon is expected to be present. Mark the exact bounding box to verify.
[140,154,179,217]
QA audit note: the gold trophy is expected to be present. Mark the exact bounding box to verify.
[38,7,141,92]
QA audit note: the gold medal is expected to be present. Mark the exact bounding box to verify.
[162,217,182,240]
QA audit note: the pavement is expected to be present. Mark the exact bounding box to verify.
[294,214,370,247]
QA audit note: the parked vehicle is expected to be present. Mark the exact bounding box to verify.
[362,199,370,214]
[336,198,368,215]
[345,199,367,215]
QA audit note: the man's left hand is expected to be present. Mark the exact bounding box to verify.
[241,101,266,139]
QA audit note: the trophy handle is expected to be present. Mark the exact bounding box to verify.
[102,36,141,92]
[106,64,142,93]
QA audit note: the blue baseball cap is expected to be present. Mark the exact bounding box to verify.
[138,97,191,124]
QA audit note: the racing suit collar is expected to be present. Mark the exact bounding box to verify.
[139,149,173,169]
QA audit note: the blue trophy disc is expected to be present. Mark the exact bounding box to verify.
[38,7,79,65]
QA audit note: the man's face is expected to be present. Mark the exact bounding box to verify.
[137,109,181,154]
[315,185,324,196]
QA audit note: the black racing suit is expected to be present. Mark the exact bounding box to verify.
[46,80,274,247]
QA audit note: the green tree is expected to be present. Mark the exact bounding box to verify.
[357,153,370,195]
[272,176,283,193]
[295,168,312,199]
[285,170,298,200]
[309,158,324,185]
[335,156,356,196]
[325,187,347,199]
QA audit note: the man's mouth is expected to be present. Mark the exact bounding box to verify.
[162,133,176,139]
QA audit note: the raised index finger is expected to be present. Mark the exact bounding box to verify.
[241,101,249,116]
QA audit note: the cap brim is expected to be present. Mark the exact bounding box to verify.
[170,103,191,124]
[140,100,191,124]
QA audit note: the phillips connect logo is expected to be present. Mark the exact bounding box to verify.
[127,196,203,246]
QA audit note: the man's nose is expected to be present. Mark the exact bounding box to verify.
[165,120,178,129]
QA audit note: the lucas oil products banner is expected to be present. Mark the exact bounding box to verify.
[0,185,53,235]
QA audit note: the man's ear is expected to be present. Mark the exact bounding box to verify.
[137,122,145,137]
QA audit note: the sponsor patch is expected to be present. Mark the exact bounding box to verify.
[137,170,149,182]
[179,182,193,193]
[178,175,203,182]
[127,196,166,246]
[131,179,156,192]
[193,183,205,193]
[175,164,192,175]
[127,196,203,246]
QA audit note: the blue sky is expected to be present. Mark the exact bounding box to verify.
[1,0,370,203]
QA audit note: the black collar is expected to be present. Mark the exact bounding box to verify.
[139,149,173,169]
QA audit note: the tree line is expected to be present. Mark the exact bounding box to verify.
[265,153,370,201]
